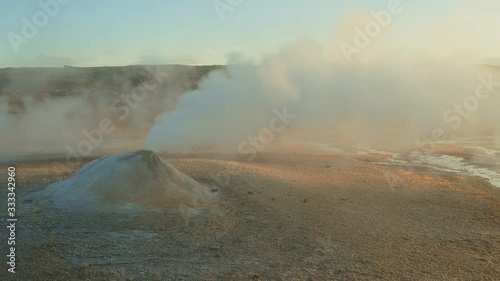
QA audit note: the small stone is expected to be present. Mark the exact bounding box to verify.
[244,216,256,222]
[341,197,347,201]
[209,245,220,250]
[302,199,308,203]
[248,191,253,195]
[80,263,92,270]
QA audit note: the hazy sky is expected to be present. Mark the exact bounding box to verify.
[1,0,499,67]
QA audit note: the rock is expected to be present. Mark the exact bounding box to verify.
[80,263,92,270]
[244,216,256,222]
[30,150,216,212]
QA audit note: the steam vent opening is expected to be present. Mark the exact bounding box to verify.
[33,150,216,212]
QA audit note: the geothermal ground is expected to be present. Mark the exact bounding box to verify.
[1,148,499,280]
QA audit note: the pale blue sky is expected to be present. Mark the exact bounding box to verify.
[1,0,497,67]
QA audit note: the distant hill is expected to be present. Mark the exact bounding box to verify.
[0,65,224,113]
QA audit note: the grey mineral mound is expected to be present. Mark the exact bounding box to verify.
[33,150,215,211]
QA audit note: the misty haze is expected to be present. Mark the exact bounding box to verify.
[1,0,499,280]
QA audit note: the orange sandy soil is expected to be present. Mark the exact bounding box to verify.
[1,151,499,280]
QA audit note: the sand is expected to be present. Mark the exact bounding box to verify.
[1,151,499,280]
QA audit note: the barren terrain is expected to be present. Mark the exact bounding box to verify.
[1,150,499,280]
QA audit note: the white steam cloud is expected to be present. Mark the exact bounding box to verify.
[144,37,500,152]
